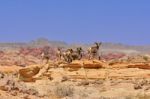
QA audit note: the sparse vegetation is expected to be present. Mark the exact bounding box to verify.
[0,74,39,96]
[54,83,74,97]
[136,94,150,99]
[123,94,150,99]
[0,39,150,98]
[143,56,149,61]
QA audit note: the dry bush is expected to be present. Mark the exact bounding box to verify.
[54,83,74,97]
[143,56,149,61]
[135,94,150,99]
[122,94,150,99]
[74,88,89,99]
[77,80,89,86]
[134,83,142,90]
[0,74,38,96]
[61,76,69,82]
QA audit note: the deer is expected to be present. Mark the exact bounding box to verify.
[88,42,102,60]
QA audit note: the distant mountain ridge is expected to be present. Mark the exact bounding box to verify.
[0,38,149,54]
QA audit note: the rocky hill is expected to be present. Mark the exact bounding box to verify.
[0,38,149,54]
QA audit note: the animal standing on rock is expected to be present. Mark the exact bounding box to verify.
[41,46,50,64]
[62,48,74,63]
[56,47,63,61]
[88,42,102,60]
[71,47,83,60]
[61,47,83,63]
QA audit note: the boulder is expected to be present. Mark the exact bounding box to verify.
[61,60,104,69]
[19,66,40,78]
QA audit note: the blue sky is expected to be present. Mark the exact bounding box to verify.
[0,0,150,45]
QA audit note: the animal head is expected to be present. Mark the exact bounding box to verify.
[94,42,102,48]
[77,47,83,53]
[76,47,83,51]
[67,48,73,53]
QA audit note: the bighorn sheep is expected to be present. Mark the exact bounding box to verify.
[62,48,73,63]
[60,47,83,63]
[71,47,83,60]
[56,47,63,60]
[88,42,102,60]
[41,46,50,64]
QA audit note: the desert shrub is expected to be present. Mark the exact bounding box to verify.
[54,83,74,97]
[0,74,38,95]
[135,94,150,99]
[61,76,69,82]
[77,80,89,86]
[121,94,150,99]
[74,88,89,98]
[143,56,149,61]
